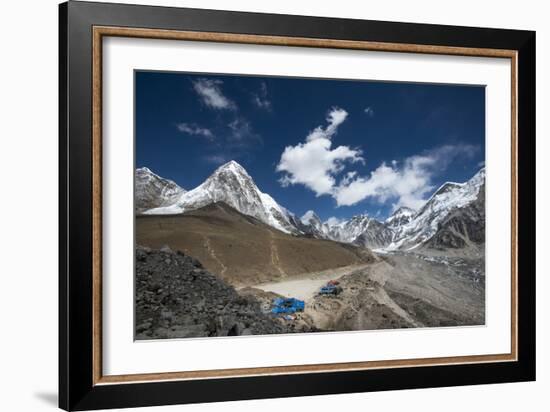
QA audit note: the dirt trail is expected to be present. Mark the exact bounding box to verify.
[361,260,423,327]
[203,236,227,277]
[252,263,370,301]
[269,231,286,277]
[372,285,422,327]
[253,259,423,329]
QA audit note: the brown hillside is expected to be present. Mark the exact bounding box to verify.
[136,202,375,286]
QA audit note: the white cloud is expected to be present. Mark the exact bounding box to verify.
[364,106,374,117]
[341,171,357,186]
[306,107,348,142]
[334,161,431,210]
[276,107,363,196]
[204,154,229,165]
[334,144,478,210]
[192,78,236,110]
[277,107,478,211]
[325,216,343,226]
[251,82,272,111]
[176,123,215,141]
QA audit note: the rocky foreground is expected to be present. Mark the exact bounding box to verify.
[136,244,485,340]
[136,246,318,339]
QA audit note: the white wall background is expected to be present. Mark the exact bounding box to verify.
[0,0,546,411]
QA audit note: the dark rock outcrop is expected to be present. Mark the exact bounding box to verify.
[352,219,394,249]
[425,183,485,250]
[135,246,290,339]
[135,167,184,213]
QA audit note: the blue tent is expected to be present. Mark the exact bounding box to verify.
[271,298,305,314]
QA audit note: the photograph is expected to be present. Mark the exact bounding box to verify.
[134,71,486,340]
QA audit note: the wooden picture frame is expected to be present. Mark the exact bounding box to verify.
[59,1,535,410]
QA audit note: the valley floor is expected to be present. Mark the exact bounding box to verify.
[247,251,485,332]
[246,263,371,302]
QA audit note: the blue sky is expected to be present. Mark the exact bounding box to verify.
[135,71,485,222]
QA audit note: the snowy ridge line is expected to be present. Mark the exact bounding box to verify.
[141,161,299,234]
[138,161,485,251]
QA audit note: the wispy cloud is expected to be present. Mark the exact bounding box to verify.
[204,154,230,165]
[276,107,363,195]
[251,82,272,111]
[228,117,252,141]
[176,123,215,141]
[364,106,374,117]
[227,117,263,148]
[192,78,236,110]
[198,117,261,165]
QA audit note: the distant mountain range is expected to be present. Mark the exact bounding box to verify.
[136,161,485,252]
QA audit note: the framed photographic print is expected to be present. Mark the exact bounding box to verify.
[59,1,536,410]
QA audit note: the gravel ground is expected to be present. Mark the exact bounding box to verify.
[135,246,292,339]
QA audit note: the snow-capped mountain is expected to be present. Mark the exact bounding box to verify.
[325,215,373,243]
[383,206,416,244]
[298,211,328,238]
[321,214,394,249]
[139,161,485,252]
[318,169,485,251]
[142,161,300,234]
[135,167,185,213]
[385,207,415,228]
[352,219,395,249]
[423,180,485,252]
[300,210,322,228]
[385,168,486,250]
